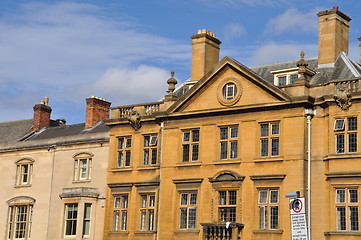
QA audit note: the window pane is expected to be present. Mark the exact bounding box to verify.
[188,208,197,229]
[148,209,154,230]
[259,191,267,204]
[144,136,150,147]
[125,151,131,166]
[349,133,357,152]
[83,204,91,236]
[182,145,190,162]
[219,191,226,205]
[151,149,157,165]
[192,144,199,161]
[150,136,158,146]
[230,127,238,138]
[259,206,267,229]
[220,142,228,159]
[220,128,228,140]
[336,134,345,153]
[261,139,268,157]
[118,138,124,149]
[334,119,345,131]
[126,138,132,148]
[271,138,279,156]
[181,194,188,205]
[113,211,119,231]
[270,206,279,229]
[230,141,238,159]
[278,76,286,85]
[183,132,190,142]
[122,196,128,208]
[337,207,346,230]
[348,117,357,131]
[118,152,123,167]
[190,193,197,205]
[350,207,359,231]
[192,130,199,142]
[140,195,147,208]
[121,211,127,230]
[180,208,187,229]
[229,191,237,205]
[149,195,155,207]
[336,189,346,203]
[140,210,146,230]
[261,124,269,137]
[270,190,279,203]
[143,149,149,165]
[349,189,358,203]
[271,123,279,135]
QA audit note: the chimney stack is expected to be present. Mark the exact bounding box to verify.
[33,97,51,131]
[317,7,351,66]
[190,29,221,81]
[85,96,111,129]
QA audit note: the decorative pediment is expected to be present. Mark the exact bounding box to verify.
[167,57,292,114]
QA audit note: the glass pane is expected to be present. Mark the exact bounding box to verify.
[151,149,157,165]
[271,138,279,156]
[219,191,226,205]
[348,133,357,152]
[144,136,150,147]
[220,128,228,140]
[113,211,119,231]
[140,195,147,208]
[122,195,128,208]
[140,210,146,230]
[183,132,190,142]
[259,206,267,229]
[84,203,91,219]
[114,197,120,208]
[261,139,268,157]
[181,194,188,205]
[348,117,357,131]
[337,207,346,230]
[271,123,279,135]
[143,149,149,165]
[117,152,123,167]
[336,134,345,153]
[270,190,279,203]
[182,144,190,162]
[118,138,124,149]
[350,207,359,231]
[188,208,197,229]
[150,136,158,146]
[149,195,155,207]
[261,124,269,137]
[334,119,345,131]
[126,138,132,148]
[220,142,228,159]
[180,208,187,229]
[270,206,279,229]
[192,130,199,142]
[190,193,197,205]
[148,209,154,230]
[230,127,238,138]
[125,151,131,166]
[336,189,345,203]
[349,189,358,203]
[259,190,267,204]
[229,191,237,205]
[278,76,286,85]
[230,141,238,159]
[192,144,199,161]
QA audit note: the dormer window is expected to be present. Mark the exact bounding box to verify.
[278,76,287,85]
[271,68,299,86]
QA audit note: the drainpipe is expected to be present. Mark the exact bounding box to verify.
[305,109,315,240]
[156,121,164,240]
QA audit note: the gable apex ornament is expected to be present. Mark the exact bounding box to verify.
[127,110,142,130]
[334,84,352,110]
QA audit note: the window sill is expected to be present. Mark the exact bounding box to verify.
[137,165,160,171]
[111,167,133,172]
[323,153,361,161]
[253,229,283,234]
[174,229,200,234]
[254,156,283,163]
[72,180,91,183]
[14,184,31,188]
[176,161,202,167]
[108,231,130,235]
[324,231,361,236]
[134,230,157,235]
[213,159,241,165]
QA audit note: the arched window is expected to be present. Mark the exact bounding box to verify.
[15,158,34,186]
[6,196,35,239]
[73,153,93,181]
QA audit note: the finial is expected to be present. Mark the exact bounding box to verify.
[300,51,305,59]
[165,71,178,101]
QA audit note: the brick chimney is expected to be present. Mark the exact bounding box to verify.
[317,7,351,66]
[33,97,51,131]
[85,96,111,129]
[190,29,221,81]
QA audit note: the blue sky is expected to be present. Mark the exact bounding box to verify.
[1,0,360,124]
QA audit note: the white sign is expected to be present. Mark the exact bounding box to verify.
[291,214,308,240]
[290,198,305,215]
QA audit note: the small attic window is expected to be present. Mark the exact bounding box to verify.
[222,83,237,100]
[271,68,299,86]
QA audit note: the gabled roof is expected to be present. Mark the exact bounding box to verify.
[167,56,292,114]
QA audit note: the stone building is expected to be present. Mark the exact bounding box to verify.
[0,96,110,240]
[104,7,361,240]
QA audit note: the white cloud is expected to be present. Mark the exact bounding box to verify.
[264,7,321,36]
[247,42,318,66]
[223,23,246,41]
[0,2,190,123]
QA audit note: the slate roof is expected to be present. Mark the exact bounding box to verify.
[0,119,33,144]
[250,52,361,86]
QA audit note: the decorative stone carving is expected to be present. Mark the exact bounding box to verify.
[334,84,352,110]
[127,110,142,130]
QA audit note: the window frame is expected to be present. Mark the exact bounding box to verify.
[217,190,237,222]
[219,126,238,160]
[73,153,93,182]
[258,189,279,230]
[113,194,129,231]
[334,117,358,154]
[7,204,33,239]
[179,191,198,229]
[335,188,359,231]
[15,159,34,187]
[260,122,280,157]
[143,135,158,166]
[64,203,78,237]
[139,193,156,231]
[117,136,132,167]
[182,129,200,162]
